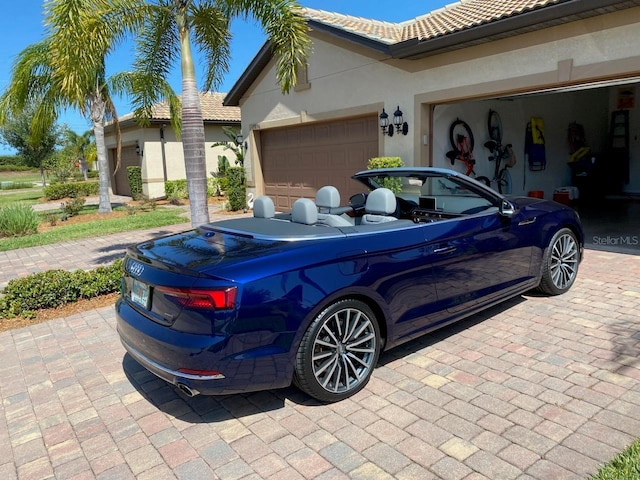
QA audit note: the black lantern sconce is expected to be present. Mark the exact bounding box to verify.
[135,141,143,156]
[379,106,408,136]
[379,108,392,137]
[393,106,409,135]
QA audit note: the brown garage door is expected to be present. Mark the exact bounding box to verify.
[110,146,139,196]
[261,116,378,210]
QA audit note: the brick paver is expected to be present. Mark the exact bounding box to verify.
[1,239,640,478]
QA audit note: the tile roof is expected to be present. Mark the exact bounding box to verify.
[301,0,560,43]
[118,92,240,123]
[151,92,240,122]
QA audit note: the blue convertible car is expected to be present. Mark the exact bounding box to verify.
[116,168,583,402]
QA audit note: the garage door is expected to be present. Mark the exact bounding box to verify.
[110,146,139,196]
[261,116,378,210]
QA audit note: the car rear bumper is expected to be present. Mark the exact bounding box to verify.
[116,298,295,396]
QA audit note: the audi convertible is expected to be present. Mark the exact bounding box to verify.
[116,167,583,402]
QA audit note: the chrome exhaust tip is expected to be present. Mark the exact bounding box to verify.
[176,383,199,397]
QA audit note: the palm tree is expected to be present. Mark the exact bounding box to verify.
[0,1,119,214]
[106,0,309,226]
[63,129,94,180]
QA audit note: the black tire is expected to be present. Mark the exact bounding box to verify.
[488,109,503,144]
[449,119,474,153]
[294,299,381,402]
[538,228,580,295]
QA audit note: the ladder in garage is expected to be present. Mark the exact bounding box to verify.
[608,110,630,193]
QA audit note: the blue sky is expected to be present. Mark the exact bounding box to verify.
[0,1,451,154]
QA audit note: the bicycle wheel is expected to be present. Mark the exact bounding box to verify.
[449,119,474,153]
[488,110,503,144]
[497,168,512,194]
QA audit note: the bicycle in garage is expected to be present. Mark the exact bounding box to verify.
[480,109,515,194]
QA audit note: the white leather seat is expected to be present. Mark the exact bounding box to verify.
[360,188,397,225]
[291,198,318,225]
[253,196,275,218]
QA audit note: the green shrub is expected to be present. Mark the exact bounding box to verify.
[0,204,40,237]
[367,156,404,169]
[0,165,32,172]
[87,171,99,179]
[127,166,143,200]
[0,155,25,166]
[367,156,404,194]
[44,181,99,200]
[62,197,86,217]
[164,179,188,199]
[0,259,123,318]
[226,167,246,211]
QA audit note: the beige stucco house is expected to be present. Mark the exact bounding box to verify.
[225,0,640,210]
[104,92,241,199]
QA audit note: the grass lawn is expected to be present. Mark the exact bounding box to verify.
[0,170,43,184]
[0,207,188,251]
[590,438,640,479]
[0,189,44,206]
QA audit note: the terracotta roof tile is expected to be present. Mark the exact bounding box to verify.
[151,92,240,122]
[302,0,560,43]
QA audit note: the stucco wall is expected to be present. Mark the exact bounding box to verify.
[238,7,640,197]
[105,124,239,199]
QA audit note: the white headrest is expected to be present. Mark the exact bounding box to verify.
[316,186,340,209]
[291,198,318,225]
[253,196,275,218]
[365,188,396,215]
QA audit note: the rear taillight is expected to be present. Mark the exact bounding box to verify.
[156,286,237,310]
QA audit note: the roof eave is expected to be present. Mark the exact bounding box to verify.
[224,20,392,106]
[391,0,635,59]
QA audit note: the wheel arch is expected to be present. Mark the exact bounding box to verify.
[295,288,391,354]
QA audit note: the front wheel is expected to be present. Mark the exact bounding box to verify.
[538,228,580,295]
[294,299,381,402]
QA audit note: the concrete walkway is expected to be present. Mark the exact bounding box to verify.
[1,209,640,478]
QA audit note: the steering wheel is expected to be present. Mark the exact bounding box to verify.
[395,197,417,219]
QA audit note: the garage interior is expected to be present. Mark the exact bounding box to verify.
[432,80,639,254]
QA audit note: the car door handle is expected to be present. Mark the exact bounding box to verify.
[518,217,536,226]
[433,246,457,254]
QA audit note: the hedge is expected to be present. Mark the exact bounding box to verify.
[44,181,100,200]
[127,166,143,200]
[0,259,123,318]
[226,167,246,211]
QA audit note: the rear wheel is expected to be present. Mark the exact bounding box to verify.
[449,119,474,152]
[294,299,380,402]
[538,228,580,295]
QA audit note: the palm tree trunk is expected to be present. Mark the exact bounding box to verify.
[178,10,209,227]
[89,95,112,213]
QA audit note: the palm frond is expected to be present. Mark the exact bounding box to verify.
[190,3,231,91]
[221,0,310,93]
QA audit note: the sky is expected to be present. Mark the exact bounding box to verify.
[0,0,452,155]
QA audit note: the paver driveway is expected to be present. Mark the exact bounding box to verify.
[1,249,639,480]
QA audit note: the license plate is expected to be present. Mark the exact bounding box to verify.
[130,279,150,309]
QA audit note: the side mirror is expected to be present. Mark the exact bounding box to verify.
[499,199,516,217]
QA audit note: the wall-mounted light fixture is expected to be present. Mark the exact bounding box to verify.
[135,141,143,156]
[235,133,243,145]
[379,108,393,137]
[380,106,409,137]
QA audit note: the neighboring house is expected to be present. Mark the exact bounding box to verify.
[104,92,241,198]
[226,0,640,209]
